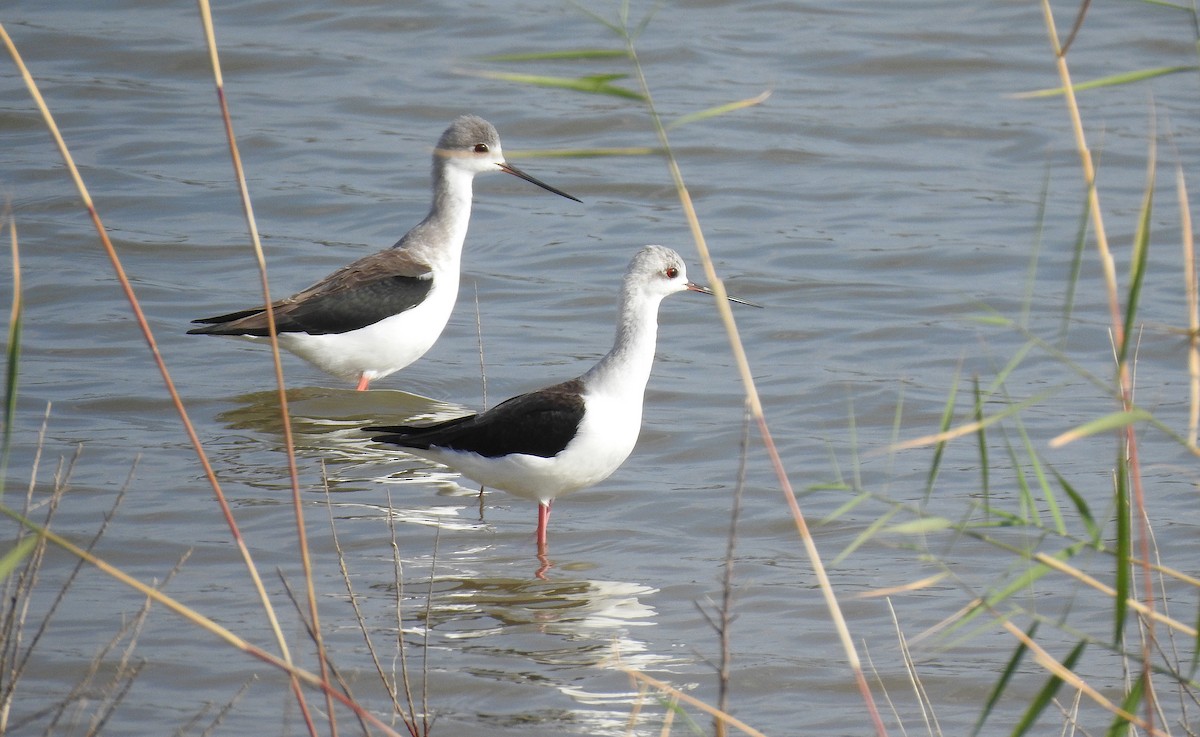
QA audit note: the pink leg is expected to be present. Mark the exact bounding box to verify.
[355,374,370,391]
[536,502,552,554]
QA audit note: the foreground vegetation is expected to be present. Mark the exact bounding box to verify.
[4,1,1200,735]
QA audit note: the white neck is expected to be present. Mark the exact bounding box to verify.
[582,285,662,399]
[403,162,475,268]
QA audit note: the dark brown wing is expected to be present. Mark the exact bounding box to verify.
[188,248,434,336]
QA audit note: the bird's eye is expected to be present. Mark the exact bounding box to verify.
[665,267,679,279]
[474,143,489,153]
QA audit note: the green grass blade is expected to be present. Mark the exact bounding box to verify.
[1052,468,1100,543]
[467,69,645,99]
[1106,675,1144,737]
[1014,65,1199,98]
[923,362,961,502]
[1057,193,1091,344]
[973,377,991,508]
[971,620,1038,737]
[667,90,772,128]
[480,49,628,62]
[1114,455,1131,644]
[832,506,898,566]
[1049,408,1153,447]
[1016,419,1065,534]
[946,543,1087,637]
[1009,640,1087,737]
[0,535,36,579]
[2,217,20,502]
[1120,143,1154,364]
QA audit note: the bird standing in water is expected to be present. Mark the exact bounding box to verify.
[189,115,580,390]
[367,245,759,566]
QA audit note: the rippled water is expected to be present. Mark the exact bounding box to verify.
[4,1,1200,735]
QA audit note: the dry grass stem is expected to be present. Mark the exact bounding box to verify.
[194,5,333,731]
[1179,163,1198,449]
[0,21,310,715]
[999,620,1164,735]
[625,32,888,737]
[622,668,769,737]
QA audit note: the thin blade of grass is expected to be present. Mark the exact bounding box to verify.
[1115,457,1131,646]
[832,506,898,566]
[1010,639,1087,736]
[1179,162,1199,449]
[1106,672,1144,737]
[1052,468,1100,543]
[922,361,961,501]
[0,536,36,579]
[969,620,1037,737]
[1,216,20,502]
[1013,65,1198,98]
[1048,408,1153,448]
[465,69,645,99]
[481,49,628,62]
[1120,132,1155,364]
[667,90,772,129]
[973,377,991,509]
[506,146,658,158]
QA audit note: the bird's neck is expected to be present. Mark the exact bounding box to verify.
[583,290,660,398]
[411,164,475,265]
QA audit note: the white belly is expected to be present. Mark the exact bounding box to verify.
[270,273,458,382]
[408,388,644,505]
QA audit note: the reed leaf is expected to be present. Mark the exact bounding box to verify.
[2,217,19,502]
[1114,455,1131,646]
[1013,65,1198,98]
[1120,140,1155,365]
[1106,675,1143,737]
[481,49,628,62]
[1052,469,1100,544]
[1010,639,1087,736]
[1048,409,1153,448]
[922,362,960,501]
[668,90,772,129]
[972,377,990,506]
[0,535,36,579]
[970,619,1037,737]
[466,69,645,99]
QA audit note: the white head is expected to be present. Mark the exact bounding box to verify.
[433,115,580,201]
[623,245,692,305]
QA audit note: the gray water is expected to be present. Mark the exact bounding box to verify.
[4,1,1200,735]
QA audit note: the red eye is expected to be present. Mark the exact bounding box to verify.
[474,143,489,153]
[665,267,679,279]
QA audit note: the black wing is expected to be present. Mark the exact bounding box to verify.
[369,379,585,459]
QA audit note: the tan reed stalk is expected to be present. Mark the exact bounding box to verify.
[194,5,336,733]
[0,503,415,737]
[0,19,321,731]
[624,33,890,737]
[324,483,412,723]
[1038,1,1157,728]
[999,619,1167,736]
[1033,552,1196,638]
[1179,164,1198,450]
[622,668,770,737]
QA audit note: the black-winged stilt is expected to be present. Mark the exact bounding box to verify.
[188,115,579,390]
[366,245,759,562]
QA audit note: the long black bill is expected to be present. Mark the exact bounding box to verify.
[686,282,762,308]
[498,162,582,203]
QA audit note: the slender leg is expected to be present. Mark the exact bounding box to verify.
[355,374,370,391]
[536,502,550,553]
[535,502,552,579]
